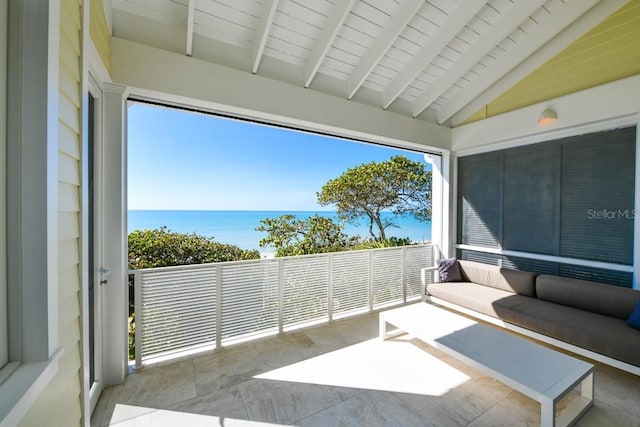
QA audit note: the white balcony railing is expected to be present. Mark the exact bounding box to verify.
[132,243,434,367]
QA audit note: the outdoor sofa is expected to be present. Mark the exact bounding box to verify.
[421,259,640,375]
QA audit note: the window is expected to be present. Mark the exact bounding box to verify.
[0,0,62,423]
[457,127,636,286]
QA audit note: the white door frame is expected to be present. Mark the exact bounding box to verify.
[86,74,105,413]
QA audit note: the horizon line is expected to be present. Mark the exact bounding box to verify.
[128,208,338,212]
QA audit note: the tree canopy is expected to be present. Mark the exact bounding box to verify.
[317,155,431,240]
[128,227,260,270]
[256,214,356,257]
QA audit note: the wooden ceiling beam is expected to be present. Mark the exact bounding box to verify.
[411,0,546,118]
[346,0,423,100]
[449,0,629,126]
[303,0,357,88]
[251,0,279,74]
[186,0,195,56]
[438,0,599,124]
[381,0,486,110]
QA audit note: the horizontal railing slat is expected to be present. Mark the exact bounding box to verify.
[134,244,433,365]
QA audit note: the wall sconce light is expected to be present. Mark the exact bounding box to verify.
[538,108,557,125]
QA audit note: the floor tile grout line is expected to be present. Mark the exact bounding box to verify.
[292,388,370,425]
[464,388,517,426]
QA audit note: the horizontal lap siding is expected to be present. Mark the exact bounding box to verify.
[20,0,84,425]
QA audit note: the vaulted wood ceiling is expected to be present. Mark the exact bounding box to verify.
[109,0,634,127]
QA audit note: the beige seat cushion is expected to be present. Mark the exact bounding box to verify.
[427,282,529,319]
[458,260,537,297]
[536,275,640,320]
[499,296,640,367]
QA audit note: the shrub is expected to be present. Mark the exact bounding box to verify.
[353,236,413,250]
[128,226,260,270]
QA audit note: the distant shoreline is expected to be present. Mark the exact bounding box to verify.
[128,210,432,253]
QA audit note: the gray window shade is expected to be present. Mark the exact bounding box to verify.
[503,143,560,254]
[558,264,633,288]
[560,127,635,265]
[457,127,634,287]
[457,152,502,248]
[502,256,558,276]
[458,249,500,266]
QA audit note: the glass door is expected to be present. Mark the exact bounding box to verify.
[87,85,104,413]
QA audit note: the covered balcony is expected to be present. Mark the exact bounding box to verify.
[2,0,640,426]
[91,309,640,426]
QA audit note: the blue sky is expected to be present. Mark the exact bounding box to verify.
[128,102,431,211]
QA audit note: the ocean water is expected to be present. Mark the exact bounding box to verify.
[128,210,431,252]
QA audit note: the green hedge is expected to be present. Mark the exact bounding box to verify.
[128,226,260,270]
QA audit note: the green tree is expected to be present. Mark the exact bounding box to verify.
[128,226,260,270]
[317,155,431,241]
[257,214,356,257]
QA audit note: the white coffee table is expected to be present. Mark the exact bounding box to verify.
[380,303,594,427]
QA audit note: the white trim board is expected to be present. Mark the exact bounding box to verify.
[455,244,634,273]
[110,37,452,155]
[452,74,640,157]
[635,119,640,290]
[454,114,638,158]
[0,0,7,371]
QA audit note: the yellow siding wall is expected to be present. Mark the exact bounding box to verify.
[90,0,111,72]
[19,0,84,425]
[466,0,640,122]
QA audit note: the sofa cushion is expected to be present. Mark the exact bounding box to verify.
[628,301,640,330]
[496,297,640,367]
[436,258,463,282]
[536,275,640,320]
[457,260,537,297]
[427,282,530,319]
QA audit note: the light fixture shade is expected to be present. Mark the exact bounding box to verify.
[538,108,557,125]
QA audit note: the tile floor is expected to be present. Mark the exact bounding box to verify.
[91,308,640,426]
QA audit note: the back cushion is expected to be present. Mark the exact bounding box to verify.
[536,275,640,320]
[458,260,537,297]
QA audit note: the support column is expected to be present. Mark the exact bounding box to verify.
[424,151,451,261]
[101,83,129,386]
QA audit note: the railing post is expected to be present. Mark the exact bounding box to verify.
[402,247,407,303]
[215,264,222,349]
[368,250,374,312]
[278,259,284,333]
[328,253,333,322]
[134,271,142,369]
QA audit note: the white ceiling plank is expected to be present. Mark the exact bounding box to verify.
[112,0,185,26]
[251,0,279,73]
[438,0,599,124]
[346,0,424,100]
[450,0,628,126]
[303,0,357,88]
[412,0,547,117]
[186,0,195,56]
[381,0,487,109]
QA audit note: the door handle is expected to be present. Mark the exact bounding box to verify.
[99,267,111,285]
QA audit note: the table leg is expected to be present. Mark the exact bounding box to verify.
[379,315,405,340]
[541,396,555,427]
[547,370,594,427]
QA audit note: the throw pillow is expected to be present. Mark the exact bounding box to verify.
[437,258,463,282]
[628,300,640,330]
